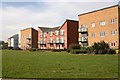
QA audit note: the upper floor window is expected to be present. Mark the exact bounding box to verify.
[100,31,106,37]
[81,24,87,31]
[55,31,59,36]
[111,30,115,35]
[110,19,115,24]
[43,32,46,37]
[49,31,53,36]
[91,22,95,27]
[60,37,64,43]
[100,20,106,26]
[92,33,95,38]
[60,30,64,35]
[40,33,43,37]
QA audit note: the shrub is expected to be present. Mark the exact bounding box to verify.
[69,44,81,50]
[70,49,88,54]
[108,49,116,54]
[92,41,110,54]
[66,49,70,53]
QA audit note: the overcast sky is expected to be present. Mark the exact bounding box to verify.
[0,0,119,41]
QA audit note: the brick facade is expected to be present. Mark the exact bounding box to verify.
[19,28,38,49]
[38,19,78,49]
[78,5,120,49]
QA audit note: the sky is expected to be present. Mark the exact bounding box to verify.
[0,0,119,41]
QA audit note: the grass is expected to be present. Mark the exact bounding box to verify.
[2,50,118,78]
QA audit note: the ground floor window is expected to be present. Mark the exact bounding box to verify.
[111,42,116,47]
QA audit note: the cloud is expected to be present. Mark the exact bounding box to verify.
[1,2,118,41]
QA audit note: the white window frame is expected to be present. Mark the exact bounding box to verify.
[92,33,95,38]
[100,20,106,26]
[60,30,64,35]
[100,31,106,37]
[91,22,95,27]
[55,31,59,36]
[49,31,53,36]
[110,18,115,24]
[111,30,115,35]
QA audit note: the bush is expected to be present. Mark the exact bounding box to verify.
[67,44,81,54]
[66,49,70,53]
[108,49,116,54]
[92,41,110,54]
[70,49,88,54]
[69,44,81,50]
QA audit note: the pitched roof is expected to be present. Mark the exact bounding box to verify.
[38,27,60,32]
[8,34,18,39]
[78,4,118,16]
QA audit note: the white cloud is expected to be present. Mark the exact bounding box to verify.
[1,2,118,41]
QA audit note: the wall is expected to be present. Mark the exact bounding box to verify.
[78,5,119,49]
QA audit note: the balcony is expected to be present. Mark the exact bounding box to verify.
[39,41,46,45]
[60,40,64,44]
[78,37,88,42]
[55,40,60,43]
[78,28,87,33]
[26,36,31,39]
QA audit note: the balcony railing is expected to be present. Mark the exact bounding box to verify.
[39,41,46,44]
[55,40,60,43]
[78,28,87,33]
[60,40,64,44]
[78,37,88,42]
[26,36,31,39]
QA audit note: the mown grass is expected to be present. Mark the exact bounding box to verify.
[2,50,118,78]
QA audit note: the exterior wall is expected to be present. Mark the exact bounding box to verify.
[8,34,19,48]
[20,28,38,49]
[59,22,67,49]
[32,29,38,48]
[118,6,120,49]
[78,5,119,49]
[67,20,78,48]
[38,20,78,49]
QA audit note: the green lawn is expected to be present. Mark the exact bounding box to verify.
[2,50,118,78]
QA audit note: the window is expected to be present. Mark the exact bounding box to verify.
[111,30,115,35]
[40,33,43,37]
[56,37,59,43]
[91,22,95,27]
[100,21,106,26]
[81,24,87,31]
[92,33,95,38]
[92,42,94,46]
[111,42,116,47]
[110,19,115,24]
[60,37,64,43]
[82,43,88,46]
[55,31,59,36]
[60,30,64,35]
[43,32,46,37]
[49,31,53,36]
[100,31,106,37]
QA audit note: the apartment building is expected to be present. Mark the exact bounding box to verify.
[78,5,120,49]
[8,34,19,48]
[19,27,38,49]
[38,19,78,49]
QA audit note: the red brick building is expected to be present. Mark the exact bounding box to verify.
[38,19,78,49]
